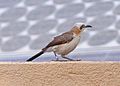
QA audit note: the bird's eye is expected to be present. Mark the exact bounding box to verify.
[80,27,82,30]
[80,25,85,30]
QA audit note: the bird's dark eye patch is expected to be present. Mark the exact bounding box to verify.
[80,25,85,30]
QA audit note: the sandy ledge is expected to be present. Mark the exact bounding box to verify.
[0,61,119,86]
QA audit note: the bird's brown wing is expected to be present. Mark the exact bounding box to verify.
[43,32,73,50]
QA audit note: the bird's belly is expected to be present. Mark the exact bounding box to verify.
[54,36,80,55]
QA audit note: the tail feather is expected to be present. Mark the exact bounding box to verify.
[26,50,44,61]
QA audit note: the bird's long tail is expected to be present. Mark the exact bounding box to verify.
[26,50,44,61]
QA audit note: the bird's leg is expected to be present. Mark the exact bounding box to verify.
[62,56,81,61]
[53,52,59,61]
[62,56,74,61]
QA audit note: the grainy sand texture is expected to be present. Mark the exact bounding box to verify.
[0,61,119,86]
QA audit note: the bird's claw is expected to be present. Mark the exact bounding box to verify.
[51,59,81,62]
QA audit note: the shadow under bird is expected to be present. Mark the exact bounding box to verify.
[26,23,92,61]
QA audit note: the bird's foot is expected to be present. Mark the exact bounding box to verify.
[68,59,81,61]
[75,59,81,61]
[51,59,81,62]
[62,57,82,61]
[52,57,59,61]
[52,57,81,62]
[52,59,68,62]
[62,57,74,61]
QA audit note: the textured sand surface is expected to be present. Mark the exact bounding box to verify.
[0,62,120,86]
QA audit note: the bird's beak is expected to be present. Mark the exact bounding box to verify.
[84,25,92,28]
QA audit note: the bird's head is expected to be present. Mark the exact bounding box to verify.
[75,23,92,32]
[71,23,92,36]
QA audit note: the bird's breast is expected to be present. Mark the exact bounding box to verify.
[53,36,80,55]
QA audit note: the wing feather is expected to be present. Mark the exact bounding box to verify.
[43,31,73,50]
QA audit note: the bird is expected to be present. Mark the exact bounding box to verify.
[26,23,92,61]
